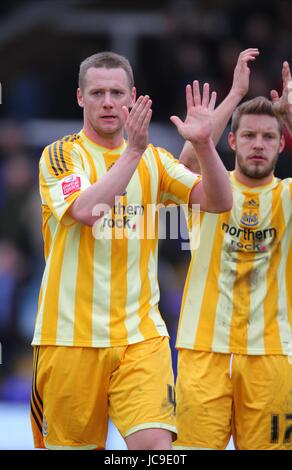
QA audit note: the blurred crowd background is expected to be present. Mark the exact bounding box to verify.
[1,0,292,408]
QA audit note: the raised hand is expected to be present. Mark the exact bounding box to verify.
[170,81,217,145]
[122,95,152,155]
[270,61,292,118]
[231,48,259,99]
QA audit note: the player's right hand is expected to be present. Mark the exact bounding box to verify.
[123,95,152,156]
[170,81,216,146]
[231,48,259,98]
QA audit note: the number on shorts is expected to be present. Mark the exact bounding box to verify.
[271,414,292,444]
[284,414,292,444]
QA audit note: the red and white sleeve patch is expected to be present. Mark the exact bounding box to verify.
[61,174,81,199]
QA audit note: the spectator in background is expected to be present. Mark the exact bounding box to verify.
[0,121,41,403]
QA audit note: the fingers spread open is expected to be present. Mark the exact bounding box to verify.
[208,91,217,111]
[202,83,210,108]
[186,84,193,113]
[170,115,183,130]
[193,80,201,106]
[282,61,292,87]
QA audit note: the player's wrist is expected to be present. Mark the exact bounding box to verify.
[122,145,146,161]
[191,137,213,150]
[228,88,246,102]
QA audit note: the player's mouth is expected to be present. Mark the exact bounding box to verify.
[100,115,117,122]
[248,155,266,163]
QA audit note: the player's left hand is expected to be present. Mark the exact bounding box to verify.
[170,81,216,145]
[270,61,292,117]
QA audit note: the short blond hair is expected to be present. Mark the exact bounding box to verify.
[231,96,284,135]
[78,51,134,90]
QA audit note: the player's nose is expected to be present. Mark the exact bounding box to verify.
[102,91,113,107]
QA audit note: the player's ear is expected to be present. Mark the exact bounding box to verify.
[77,88,84,108]
[228,131,236,151]
[279,134,285,154]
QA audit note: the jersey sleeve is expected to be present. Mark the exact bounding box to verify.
[39,139,91,225]
[156,146,201,206]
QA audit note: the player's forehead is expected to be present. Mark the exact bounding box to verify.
[238,114,280,133]
[84,66,131,91]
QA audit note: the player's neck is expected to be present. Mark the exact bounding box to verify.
[82,124,124,150]
[234,168,274,188]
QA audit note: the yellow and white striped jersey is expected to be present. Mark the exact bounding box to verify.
[32,130,200,347]
[177,171,292,355]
